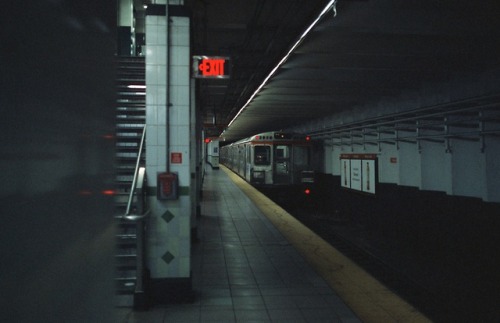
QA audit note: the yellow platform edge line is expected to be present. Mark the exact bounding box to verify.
[221,165,432,323]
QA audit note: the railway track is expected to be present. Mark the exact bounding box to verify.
[258,186,463,322]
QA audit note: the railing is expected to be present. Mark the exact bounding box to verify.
[306,94,500,153]
[123,126,150,310]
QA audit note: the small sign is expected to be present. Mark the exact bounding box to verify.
[192,56,231,79]
[171,152,182,164]
[390,157,398,164]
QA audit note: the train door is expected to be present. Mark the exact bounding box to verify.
[245,144,251,181]
[274,144,291,184]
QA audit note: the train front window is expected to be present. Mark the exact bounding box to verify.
[254,146,270,165]
[276,145,290,159]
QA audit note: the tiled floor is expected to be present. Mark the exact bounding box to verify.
[116,166,361,322]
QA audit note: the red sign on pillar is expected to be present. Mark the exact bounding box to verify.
[192,56,231,79]
[171,152,182,164]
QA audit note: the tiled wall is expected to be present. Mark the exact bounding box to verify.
[145,8,191,280]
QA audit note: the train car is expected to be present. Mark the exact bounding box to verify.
[206,139,220,169]
[220,131,315,189]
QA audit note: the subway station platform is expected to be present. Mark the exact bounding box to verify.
[117,165,429,323]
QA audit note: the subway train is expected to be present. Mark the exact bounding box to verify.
[220,131,316,192]
[206,138,220,169]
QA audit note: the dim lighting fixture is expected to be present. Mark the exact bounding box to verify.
[224,0,338,132]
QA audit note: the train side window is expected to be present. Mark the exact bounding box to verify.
[254,146,270,165]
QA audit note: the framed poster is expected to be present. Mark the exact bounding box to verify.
[340,158,351,188]
[362,159,376,194]
[350,159,362,191]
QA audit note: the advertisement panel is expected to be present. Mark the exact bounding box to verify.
[350,159,362,191]
[340,154,377,194]
[362,159,376,194]
[340,158,351,188]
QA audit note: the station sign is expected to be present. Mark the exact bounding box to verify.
[192,56,231,79]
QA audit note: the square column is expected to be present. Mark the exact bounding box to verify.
[145,4,193,303]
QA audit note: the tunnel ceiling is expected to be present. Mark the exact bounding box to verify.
[147,0,500,142]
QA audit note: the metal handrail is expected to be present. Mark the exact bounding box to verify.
[125,126,147,217]
[121,126,150,309]
[123,166,150,221]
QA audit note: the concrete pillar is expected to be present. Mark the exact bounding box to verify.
[145,3,193,304]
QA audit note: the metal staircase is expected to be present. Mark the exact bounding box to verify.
[114,56,148,308]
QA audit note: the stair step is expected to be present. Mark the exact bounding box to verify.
[114,56,146,307]
[114,294,134,307]
[116,123,146,129]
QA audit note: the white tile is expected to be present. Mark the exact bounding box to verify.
[171,16,190,27]
[167,218,180,237]
[177,126,190,144]
[157,16,167,26]
[156,45,167,65]
[157,105,166,126]
[146,15,157,26]
[170,26,189,46]
[157,146,167,168]
[146,106,157,126]
[170,65,189,86]
[170,85,189,106]
[179,257,190,277]
[146,144,158,166]
[157,125,166,146]
[146,84,158,98]
[149,259,164,279]
[157,26,167,45]
[179,218,190,240]
[157,65,167,85]
[145,45,157,65]
[167,261,179,277]
[146,167,157,184]
[170,46,190,67]
[146,64,158,86]
[175,165,191,183]
[157,86,167,105]
[170,104,190,126]
[146,92,157,105]
[146,25,158,45]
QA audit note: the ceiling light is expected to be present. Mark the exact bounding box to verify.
[225,0,338,132]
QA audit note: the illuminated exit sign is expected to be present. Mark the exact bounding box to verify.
[192,56,231,79]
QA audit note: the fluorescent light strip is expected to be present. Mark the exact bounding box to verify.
[225,0,337,132]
